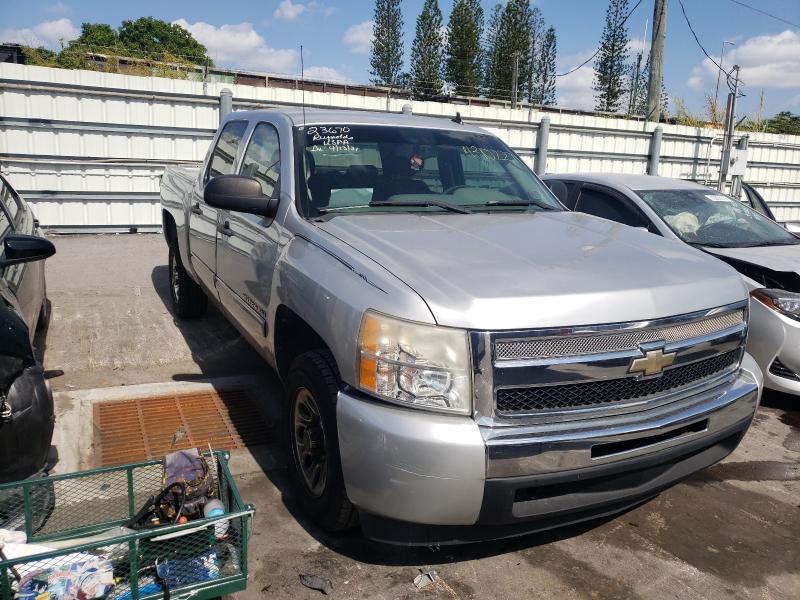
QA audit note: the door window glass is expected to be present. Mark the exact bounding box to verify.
[0,177,21,226]
[576,187,646,227]
[206,121,248,181]
[240,123,281,198]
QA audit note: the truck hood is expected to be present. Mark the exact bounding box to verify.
[317,211,746,330]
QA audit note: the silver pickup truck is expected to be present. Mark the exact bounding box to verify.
[161,108,763,544]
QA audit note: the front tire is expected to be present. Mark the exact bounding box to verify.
[286,351,358,532]
[168,244,207,319]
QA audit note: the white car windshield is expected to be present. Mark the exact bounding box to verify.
[636,188,800,248]
[298,124,561,216]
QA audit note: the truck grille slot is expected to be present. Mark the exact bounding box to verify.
[495,310,744,361]
[496,351,740,414]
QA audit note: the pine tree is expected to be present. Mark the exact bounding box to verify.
[531,26,557,105]
[525,7,544,103]
[627,54,668,118]
[370,0,404,86]
[483,4,504,96]
[593,0,630,112]
[484,0,532,101]
[411,0,445,98]
[445,0,482,96]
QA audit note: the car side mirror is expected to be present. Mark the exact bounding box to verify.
[204,174,279,219]
[545,180,569,205]
[0,234,56,268]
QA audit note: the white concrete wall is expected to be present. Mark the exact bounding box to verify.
[2,62,799,229]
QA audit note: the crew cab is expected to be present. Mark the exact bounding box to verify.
[160,109,762,544]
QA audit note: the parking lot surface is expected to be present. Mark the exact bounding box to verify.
[42,234,799,599]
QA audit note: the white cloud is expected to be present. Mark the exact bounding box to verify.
[173,19,297,73]
[304,65,350,83]
[273,0,306,22]
[687,30,800,92]
[627,36,649,56]
[343,20,373,55]
[555,50,596,110]
[46,2,68,14]
[0,18,78,48]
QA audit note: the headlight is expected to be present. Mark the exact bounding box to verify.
[751,289,800,321]
[357,310,472,414]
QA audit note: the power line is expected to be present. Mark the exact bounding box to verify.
[676,0,742,94]
[555,0,645,78]
[727,0,800,29]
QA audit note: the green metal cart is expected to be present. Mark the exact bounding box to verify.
[0,450,254,599]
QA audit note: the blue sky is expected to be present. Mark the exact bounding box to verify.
[1,0,798,117]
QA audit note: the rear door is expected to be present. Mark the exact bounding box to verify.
[188,120,248,291]
[216,121,283,343]
[0,175,44,334]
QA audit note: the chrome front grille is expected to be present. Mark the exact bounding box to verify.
[496,350,741,414]
[494,309,744,361]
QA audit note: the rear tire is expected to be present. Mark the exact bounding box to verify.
[286,350,358,532]
[168,244,207,319]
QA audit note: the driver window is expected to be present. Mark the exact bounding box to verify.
[240,123,281,198]
[576,187,647,228]
[206,120,248,182]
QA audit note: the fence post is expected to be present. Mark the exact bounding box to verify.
[534,116,550,175]
[730,134,749,197]
[647,126,663,175]
[219,88,233,125]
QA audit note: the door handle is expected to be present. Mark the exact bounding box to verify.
[217,221,233,236]
[190,203,203,215]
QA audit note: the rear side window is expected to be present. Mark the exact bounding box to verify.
[206,121,248,182]
[240,123,281,198]
[576,187,647,227]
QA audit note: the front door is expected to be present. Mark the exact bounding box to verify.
[216,121,283,343]
[188,120,248,291]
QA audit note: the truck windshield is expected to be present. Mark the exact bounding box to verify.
[636,188,800,248]
[297,124,561,216]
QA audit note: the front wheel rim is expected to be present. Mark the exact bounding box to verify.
[292,388,327,498]
[170,254,180,302]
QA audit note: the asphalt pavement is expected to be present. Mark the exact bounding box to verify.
[40,233,800,600]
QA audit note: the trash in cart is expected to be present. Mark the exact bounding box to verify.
[0,448,254,599]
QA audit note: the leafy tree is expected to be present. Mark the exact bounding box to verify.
[593,0,630,112]
[370,0,404,86]
[445,0,482,96]
[767,112,800,136]
[530,26,556,105]
[21,46,59,67]
[118,17,208,62]
[411,0,445,98]
[71,23,119,50]
[484,0,532,102]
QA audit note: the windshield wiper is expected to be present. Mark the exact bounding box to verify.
[687,241,732,248]
[368,199,472,214]
[477,199,556,210]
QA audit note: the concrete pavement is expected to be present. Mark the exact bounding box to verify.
[40,233,800,599]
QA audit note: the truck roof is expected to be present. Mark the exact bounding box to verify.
[226,107,490,135]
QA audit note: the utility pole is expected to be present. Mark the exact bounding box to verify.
[511,52,520,109]
[714,40,735,122]
[645,0,667,122]
[718,65,741,192]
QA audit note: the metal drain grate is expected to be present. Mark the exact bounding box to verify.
[93,389,274,467]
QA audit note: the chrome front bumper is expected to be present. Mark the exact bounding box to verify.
[336,353,762,543]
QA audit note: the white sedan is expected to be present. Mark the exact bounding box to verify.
[542,173,800,396]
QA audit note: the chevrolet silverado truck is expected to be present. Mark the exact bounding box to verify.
[160,108,762,544]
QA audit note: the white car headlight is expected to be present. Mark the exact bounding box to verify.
[357,310,472,414]
[751,289,800,321]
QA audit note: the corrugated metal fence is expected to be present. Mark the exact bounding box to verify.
[2,62,799,230]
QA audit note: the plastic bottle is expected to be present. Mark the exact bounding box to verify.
[204,499,228,539]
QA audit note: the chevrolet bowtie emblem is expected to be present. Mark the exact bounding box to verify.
[629,348,676,376]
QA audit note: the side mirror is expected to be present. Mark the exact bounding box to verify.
[545,180,569,205]
[204,175,278,218]
[0,234,56,268]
